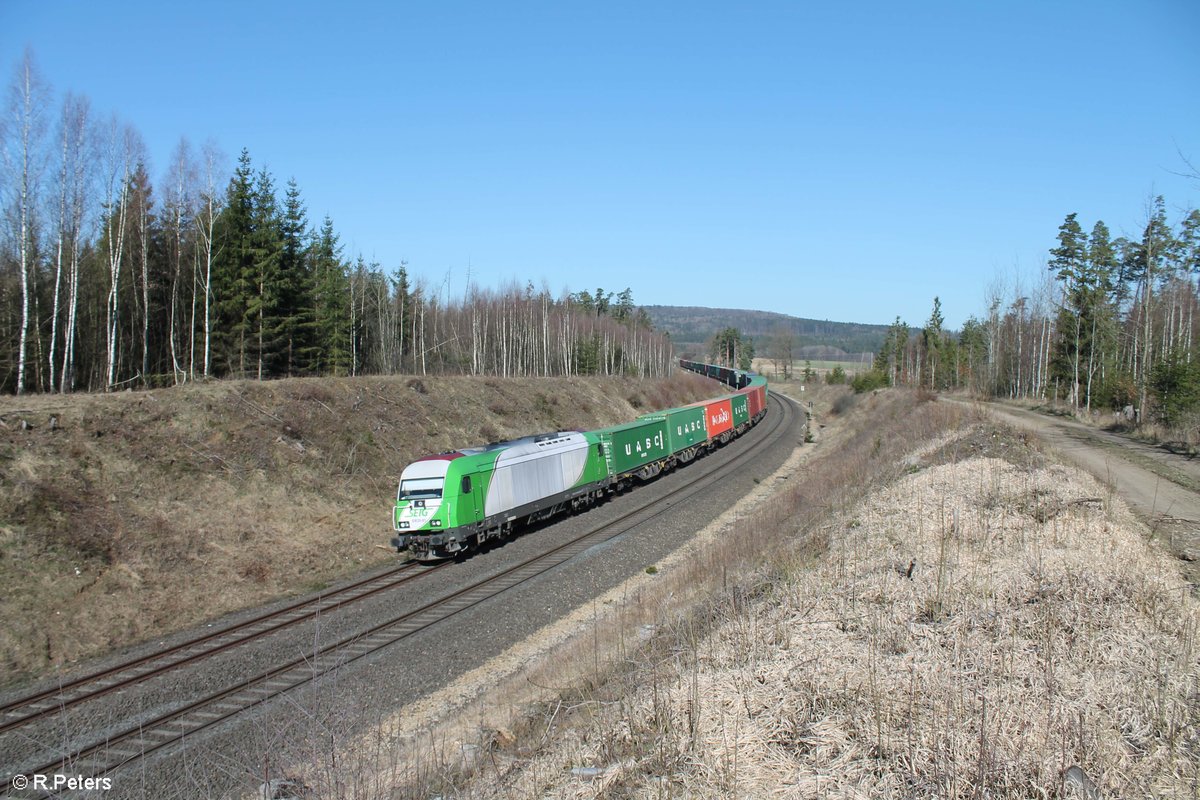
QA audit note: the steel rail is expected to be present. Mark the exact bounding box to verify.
[0,559,451,737]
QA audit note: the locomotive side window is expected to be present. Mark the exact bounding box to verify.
[461,476,472,494]
[597,443,605,456]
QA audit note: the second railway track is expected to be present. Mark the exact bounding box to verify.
[0,559,451,738]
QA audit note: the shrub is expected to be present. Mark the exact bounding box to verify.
[851,369,889,394]
[830,391,857,416]
[825,366,847,385]
[1151,357,1200,426]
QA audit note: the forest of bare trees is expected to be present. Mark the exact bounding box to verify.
[0,51,672,394]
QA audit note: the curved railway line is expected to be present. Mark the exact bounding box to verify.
[1,391,798,797]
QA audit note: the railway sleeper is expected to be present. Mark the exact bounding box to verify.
[192,709,224,720]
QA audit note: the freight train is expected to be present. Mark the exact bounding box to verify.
[390,360,768,561]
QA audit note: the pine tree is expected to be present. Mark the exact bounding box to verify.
[1083,220,1119,410]
[1048,213,1089,406]
[709,327,753,369]
[612,288,634,321]
[1131,197,1176,411]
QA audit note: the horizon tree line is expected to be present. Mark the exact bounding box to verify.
[0,51,673,394]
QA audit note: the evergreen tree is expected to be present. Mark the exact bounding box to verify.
[612,288,634,322]
[393,263,411,369]
[1083,220,1119,409]
[709,326,754,369]
[594,287,611,317]
[273,178,316,376]
[1048,212,1089,406]
[1179,210,1200,279]
[249,165,282,379]
[922,297,944,388]
[1131,196,1176,411]
[211,148,255,376]
[958,316,988,391]
[874,316,908,385]
[311,215,350,374]
[569,289,594,314]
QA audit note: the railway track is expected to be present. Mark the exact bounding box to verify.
[2,392,797,797]
[0,559,449,735]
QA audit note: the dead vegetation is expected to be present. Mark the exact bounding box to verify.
[328,386,1198,799]
[0,372,717,683]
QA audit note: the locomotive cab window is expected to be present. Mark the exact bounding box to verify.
[398,478,443,500]
[461,476,472,494]
[597,443,605,456]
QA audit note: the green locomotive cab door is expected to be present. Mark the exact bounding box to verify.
[458,472,483,527]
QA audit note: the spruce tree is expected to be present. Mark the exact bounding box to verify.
[273,178,316,376]
[249,166,283,379]
[311,215,350,375]
[211,149,255,377]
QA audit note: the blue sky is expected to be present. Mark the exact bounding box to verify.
[2,0,1197,329]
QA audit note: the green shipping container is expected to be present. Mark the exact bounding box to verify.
[731,394,750,427]
[642,406,708,454]
[599,418,670,475]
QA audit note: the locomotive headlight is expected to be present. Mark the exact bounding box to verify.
[398,521,410,529]
[431,519,442,527]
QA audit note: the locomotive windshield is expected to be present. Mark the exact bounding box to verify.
[397,478,444,500]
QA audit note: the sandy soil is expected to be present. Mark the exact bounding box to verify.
[964,400,1200,578]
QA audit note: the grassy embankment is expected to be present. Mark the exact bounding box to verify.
[0,372,717,684]
[325,383,1197,799]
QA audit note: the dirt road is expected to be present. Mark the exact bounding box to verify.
[966,399,1200,582]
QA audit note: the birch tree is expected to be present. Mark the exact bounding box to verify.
[1,50,49,394]
[162,137,196,384]
[49,92,91,392]
[195,140,224,378]
[98,117,142,389]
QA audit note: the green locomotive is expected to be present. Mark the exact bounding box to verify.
[391,362,767,561]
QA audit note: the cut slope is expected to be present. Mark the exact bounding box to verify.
[0,373,716,683]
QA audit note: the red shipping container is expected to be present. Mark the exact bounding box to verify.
[699,398,734,437]
[741,385,765,418]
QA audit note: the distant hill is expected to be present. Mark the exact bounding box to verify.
[644,305,888,362]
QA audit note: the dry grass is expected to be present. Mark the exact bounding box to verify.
[0,372,717,684]
[316,389,1199,800]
